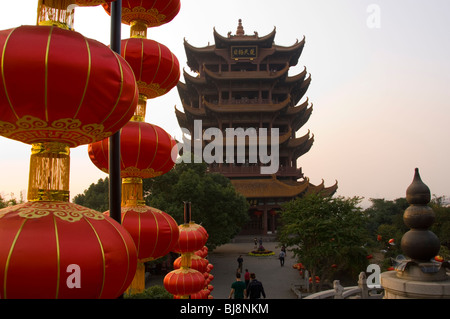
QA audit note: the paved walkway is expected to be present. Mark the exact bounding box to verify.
[146,236,303,299]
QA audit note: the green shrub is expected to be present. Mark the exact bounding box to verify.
[125,285,173,299]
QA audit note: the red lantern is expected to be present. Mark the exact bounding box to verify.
[172,222,209,254]
[88,121,176,178]
[195,246,208,258]
[377,235,382,241]
[163,268,205,298]
[0,25,138,147]
[103,0,181,29]
[105,206,178,262]
[0,201,137,299]
[121,38,180,99]
[174,254,208,273]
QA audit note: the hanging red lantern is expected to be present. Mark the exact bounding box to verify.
[377,235,382,241]
[173,254,208,273]
[190,288,209,299]
[121,38,180,99]
[163,268,205,298]
[102,0,181,31]
[0,201,137,299]
[195,246,208,258]
[88,121,176,178]
[105,205,179,262]
[172,222,209,254]
[0,25,138,147]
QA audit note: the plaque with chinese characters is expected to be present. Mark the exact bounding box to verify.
[231,46,258,60]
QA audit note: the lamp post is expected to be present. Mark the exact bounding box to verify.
[109,0,122,224]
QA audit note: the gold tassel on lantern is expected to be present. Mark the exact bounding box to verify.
[121,177,146,207]
[28,142,70,202]
[130,20,148,39]
[131,95,148,122]
[37,0,76,30]
[125,262,146,296]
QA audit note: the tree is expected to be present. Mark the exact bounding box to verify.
[73,177,109,212]
[72,162,250,249]
[143,161,249,250]
[430,195,450,251]
[0,192,25,208]
[278,194,369,291]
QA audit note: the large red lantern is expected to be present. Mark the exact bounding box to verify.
[105,205,179,262]
[121,37,180,100]
[88,121,176,178]
[103,0,181,35]
[0,25,138,147]
[0,201,137,299]
[0,17,140,299]
[163,268,205,298]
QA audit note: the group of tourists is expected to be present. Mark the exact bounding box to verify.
[228,239,288,299]
[229,269,266,299]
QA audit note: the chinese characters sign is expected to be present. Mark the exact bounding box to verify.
[231,46,258,59]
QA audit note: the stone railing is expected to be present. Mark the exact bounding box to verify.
[292,272,384,299]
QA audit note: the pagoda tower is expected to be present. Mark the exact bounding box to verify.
[175,20,337,234]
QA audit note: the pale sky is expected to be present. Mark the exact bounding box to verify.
[0,0,449,207]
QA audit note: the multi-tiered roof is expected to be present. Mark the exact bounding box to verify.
[175,20,337,233]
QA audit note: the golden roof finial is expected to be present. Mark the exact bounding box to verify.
[236,19,245,36]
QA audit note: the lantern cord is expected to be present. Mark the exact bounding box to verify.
[183,201,192,224]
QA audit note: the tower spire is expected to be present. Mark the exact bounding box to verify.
[236,19,244,36]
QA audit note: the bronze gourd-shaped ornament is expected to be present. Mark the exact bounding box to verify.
[400,168,440,262]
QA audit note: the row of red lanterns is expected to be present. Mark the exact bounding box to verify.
[88,0,184,296]
[163,202,212,299]
[0,0,183,299]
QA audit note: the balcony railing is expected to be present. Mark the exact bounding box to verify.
[207,165,302,177]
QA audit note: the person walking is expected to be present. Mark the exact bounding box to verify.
[229,273,247,299]
[244,268,250,288]
[246,273,266,299]
[237,255,243,273]
[278,250,286,266]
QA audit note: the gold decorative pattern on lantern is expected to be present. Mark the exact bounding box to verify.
[0,201,105,222]
[136,81,167,99]
[0,116,110,147]
[122,7,167,27]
